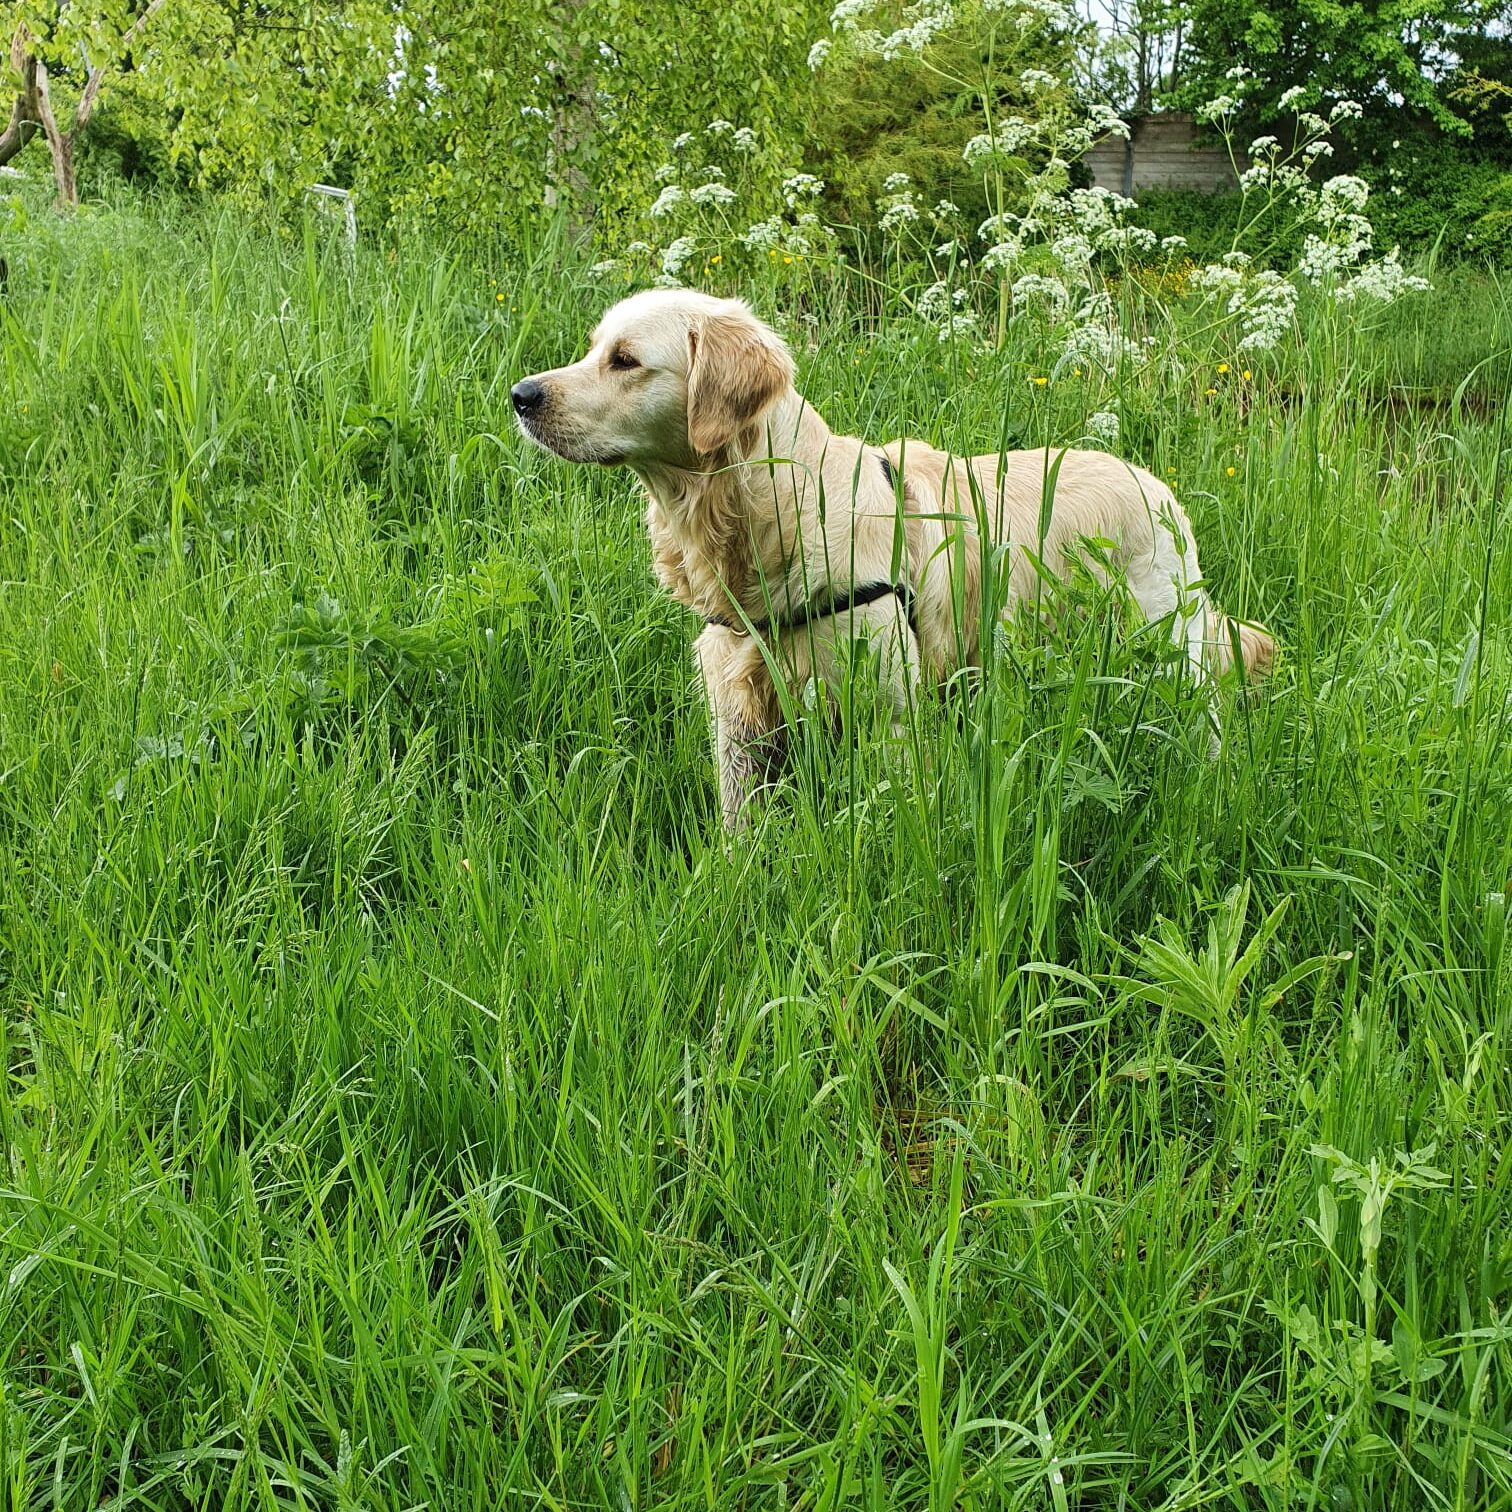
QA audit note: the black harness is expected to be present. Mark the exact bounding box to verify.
[704,453,917,638]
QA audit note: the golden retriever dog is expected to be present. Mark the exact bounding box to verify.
[513,288,1273,829]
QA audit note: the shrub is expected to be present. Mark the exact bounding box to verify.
[1129,188,1304,269]
[1357,132,1512,264]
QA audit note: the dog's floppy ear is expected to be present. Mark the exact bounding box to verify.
[686,305,795,456]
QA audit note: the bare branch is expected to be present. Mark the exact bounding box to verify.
[0,39,38,169]
[73,64,107,130]
[0,94,38,167]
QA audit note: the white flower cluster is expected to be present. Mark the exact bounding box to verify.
[1288,175,1378,288]
[636,118,786,279]
[1237,160,1313,203]
[1098,225,1158,257]
[1085,410,1120,448]
[881,2,955,59]
[740,217,783,252]
[1335,248,1431,303]
[1051,233,1094,270]
[782,173,825,207]
[914,282,979,342]
[878,175,922,236]
[917,281,969,320]
[1012,273,1071,317]
[962,116,1037,170]
[737,207,836,259]
[650,185,687,218]
[1188,263,1243,298]
[659,236,697,282]
[1058,305,1117,371]
[1233,273,1298,352]
[936,313,980,341]
[830,0,872,28]
[990,0,1073,26]
[1086,102,1131,140]
[1319,174,1369,217]
[1195,266,1298,352]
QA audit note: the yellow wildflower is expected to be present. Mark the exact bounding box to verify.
[1217,362,1230,374]
[1226,466,1237,477]
[1031,376,1048,387]
[1205,386,1217,396]
[1242,369,1252,381]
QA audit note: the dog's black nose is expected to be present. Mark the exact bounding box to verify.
[511,378,545,417]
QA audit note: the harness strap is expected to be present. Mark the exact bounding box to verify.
[705,453,916,639]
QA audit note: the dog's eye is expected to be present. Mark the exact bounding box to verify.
[608,350,641,372]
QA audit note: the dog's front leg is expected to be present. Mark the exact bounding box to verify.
[696,625,784,832]
[714,714,786,831]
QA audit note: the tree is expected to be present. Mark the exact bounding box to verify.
[1089,0,1190,115]
[1174,0,1512,146]
[2,0,166,205]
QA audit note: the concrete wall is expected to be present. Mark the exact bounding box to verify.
[1086,112,1247,196]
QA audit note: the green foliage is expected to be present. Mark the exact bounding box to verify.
[156,0,828,243]
[3,191,1512,1509]
[68,90,177,186]
[1130,186,1303,267]
[809,16,1078,235]
[1132,152,1512,273]
[1358,129,1512,264]
[6,0,831,242]
[1173,0,1512,147]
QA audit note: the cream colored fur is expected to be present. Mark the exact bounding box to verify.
[515,288,1273,829]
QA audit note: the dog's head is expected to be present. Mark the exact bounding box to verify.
[512,289,796,467]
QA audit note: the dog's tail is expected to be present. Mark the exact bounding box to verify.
[1207,616,1275,680]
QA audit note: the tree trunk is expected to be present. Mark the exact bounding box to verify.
[0,33,39,169]
[541,0,596,242]
[32,57,79,206]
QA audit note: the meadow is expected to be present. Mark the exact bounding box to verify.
[2,192,1511,1508]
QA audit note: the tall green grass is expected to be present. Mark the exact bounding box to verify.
[2,193,1510,1509]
